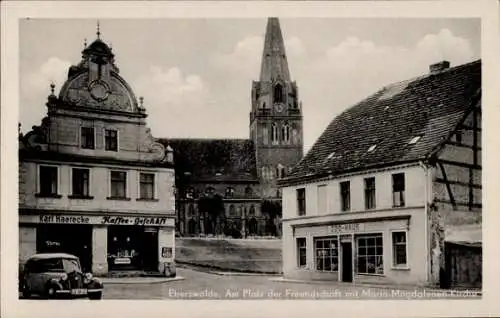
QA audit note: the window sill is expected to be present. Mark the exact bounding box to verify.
[136,198,159,202]
[105,149,118,152]
[356,273,385,277]
[68,195,94,200]
[391,266,410,271]
[35,193,62,199]
[392,205,406,208]
[106,197,131,201]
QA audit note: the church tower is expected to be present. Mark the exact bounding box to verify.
[250,17,304,199]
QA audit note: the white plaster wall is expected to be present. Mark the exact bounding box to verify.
[19,161,175,215]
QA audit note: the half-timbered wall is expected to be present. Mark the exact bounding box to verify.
[429,105,482,285]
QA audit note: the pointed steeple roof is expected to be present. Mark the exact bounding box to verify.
[259,17,291,82]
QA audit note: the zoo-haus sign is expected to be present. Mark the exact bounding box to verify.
[20,214,173,227]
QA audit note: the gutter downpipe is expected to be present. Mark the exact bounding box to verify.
[418,160,430,284]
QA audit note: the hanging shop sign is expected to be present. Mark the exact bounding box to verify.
[21,214,174,227]
[327,223,365,234]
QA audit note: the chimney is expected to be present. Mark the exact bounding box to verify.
[429,61,450,74]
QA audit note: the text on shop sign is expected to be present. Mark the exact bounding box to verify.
[38,215,168,226]
[327,223,363,234]
[101,216,168,226]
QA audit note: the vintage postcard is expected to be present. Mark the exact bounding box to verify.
[2,1,500,317]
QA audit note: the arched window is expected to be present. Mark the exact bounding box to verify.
[249,205,256,216]
[274,84,284,103]
[225,187,235,197]
[292,128,299,145]
[262,126,269,145]
[271,123,278,144]
[188,204,195,217]
[282,122,290,144]
[245,186,253,196]
[229,204,236,216]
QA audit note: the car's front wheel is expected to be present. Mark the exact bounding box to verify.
[43,284,57,299]
[88,291,102,300]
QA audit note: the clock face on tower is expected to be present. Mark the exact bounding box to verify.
[275,104,284,113]
[88,80,111,102]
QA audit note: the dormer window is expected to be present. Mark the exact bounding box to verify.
[408,136,422,145]
[367,144,377,152]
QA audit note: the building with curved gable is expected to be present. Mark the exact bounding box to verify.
[19,29,176,277]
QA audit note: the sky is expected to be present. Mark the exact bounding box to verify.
[19,18,480,153]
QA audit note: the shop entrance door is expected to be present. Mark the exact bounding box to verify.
[142,230,159,272]
[36,224,93,272]
[341,242,353,282]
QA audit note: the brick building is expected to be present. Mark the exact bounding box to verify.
[278,60,481,287]
[159,17,304,238]
[18,30,177,276]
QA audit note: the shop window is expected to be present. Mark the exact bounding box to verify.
[72,168,90,197]
[39,165,58,196]
[392,173,405,207]
[356,235,384,275]
[296,188,306,216]
[110,171,127,198]
[297,237,307,268]
[314,238,338,272]
[139,173,155,199]
[340,181,350,212]
[80,127,95,149]
[392,231,408,267]
[364,177,376,210]
[105,129,118,151]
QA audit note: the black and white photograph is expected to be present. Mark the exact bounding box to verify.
[2,1,500,317]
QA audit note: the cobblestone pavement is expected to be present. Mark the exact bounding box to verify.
[102,267,481,300]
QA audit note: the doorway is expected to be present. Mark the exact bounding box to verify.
[341,242,353,282]
[36,224,93,272]
[141,229,159,272]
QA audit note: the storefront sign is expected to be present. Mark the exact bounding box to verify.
[114,257,131,265]
[101,216,168,226]
[327,223,365,234]
[27,214,173,227]
[39,215,90,224]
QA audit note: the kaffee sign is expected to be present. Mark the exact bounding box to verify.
[22,214,173,227]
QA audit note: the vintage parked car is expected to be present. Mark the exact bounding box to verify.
[19,253,103,299]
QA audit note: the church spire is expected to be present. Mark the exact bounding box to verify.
[259,17,291,82]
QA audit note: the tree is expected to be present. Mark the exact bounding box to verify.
[261,200,282,236]
[197,194,224,235]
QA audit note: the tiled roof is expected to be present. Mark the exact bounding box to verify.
[157,138,258,183]
[283,60,481,184]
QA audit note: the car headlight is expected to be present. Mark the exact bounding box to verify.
[60,273,68,281]
[85,273,93,280]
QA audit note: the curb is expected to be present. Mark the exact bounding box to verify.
[98,276,185,284]
[176,261,282,276]
[209,271,281,277]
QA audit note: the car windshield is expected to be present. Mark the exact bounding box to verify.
[34,258,63,272]
[62,258,82,273]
